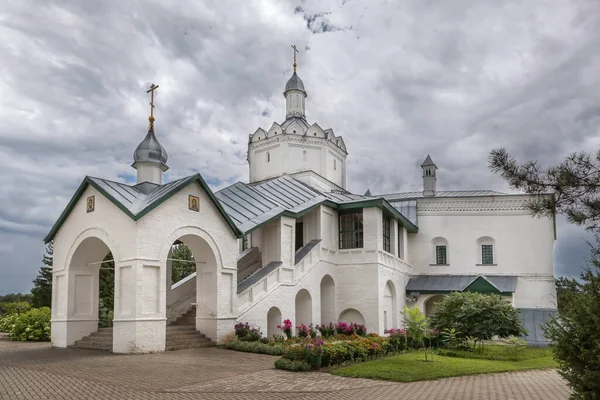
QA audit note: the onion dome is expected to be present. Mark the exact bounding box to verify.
[132,128,168,170]
[284,72,307,96]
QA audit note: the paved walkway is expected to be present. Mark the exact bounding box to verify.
[0,341,571,399]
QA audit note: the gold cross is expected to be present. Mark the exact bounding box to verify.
[291,44,299,72]
[146,83,159,129]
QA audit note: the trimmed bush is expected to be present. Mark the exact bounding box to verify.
[274,358,311,372]
[224,340,285,355]
[9,307,51,341]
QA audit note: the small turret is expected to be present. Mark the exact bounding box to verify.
[421,155,437,197]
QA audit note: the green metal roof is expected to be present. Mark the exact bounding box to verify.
[43,174,242,243]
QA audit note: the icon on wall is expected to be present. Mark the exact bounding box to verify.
[188,195,200,212]
[86,195,95,213]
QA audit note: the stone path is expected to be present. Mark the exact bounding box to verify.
[0,341,571,399]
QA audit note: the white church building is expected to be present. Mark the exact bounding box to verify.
[45,61,558,353]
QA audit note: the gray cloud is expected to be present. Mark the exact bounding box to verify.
[1,0,598,293]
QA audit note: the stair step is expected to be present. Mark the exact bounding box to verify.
[0,333,10,341]
[166,338,212,346]
[167,333,206,340]
[166,341,215,351]
[78,336,113,343]
[167,326,197,332]
[71,341,112,351]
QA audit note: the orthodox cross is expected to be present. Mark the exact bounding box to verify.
[146,83,159,129]
[291,44,299,73]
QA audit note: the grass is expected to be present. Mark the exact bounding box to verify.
[332,346,557,383]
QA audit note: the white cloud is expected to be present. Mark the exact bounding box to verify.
[1,0,599,293]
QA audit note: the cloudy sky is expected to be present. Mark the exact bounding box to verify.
[1,0,599,294]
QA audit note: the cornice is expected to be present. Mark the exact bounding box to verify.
[248,133,347,156]
[417,198,529,213]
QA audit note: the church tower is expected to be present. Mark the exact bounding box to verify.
[421,155,437,197]
[246,46,348,192]
[132,84,169,185]
[284,47,307,119]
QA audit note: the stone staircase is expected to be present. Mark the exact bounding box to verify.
[70,306,214,352]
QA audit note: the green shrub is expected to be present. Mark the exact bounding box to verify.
[9,307,51,341]
[0,302,31,316]
[429,292,527,349]
[0,314,18,333]
[274,358,311,371]
[224,340,285,355]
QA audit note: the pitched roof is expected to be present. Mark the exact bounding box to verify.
[215,175,418,234]
[421,154,436,167]
[381,189,508,201]
[405,275,518,294]
[44,174,242,243]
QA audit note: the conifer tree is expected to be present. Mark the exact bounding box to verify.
[31,242,53,308]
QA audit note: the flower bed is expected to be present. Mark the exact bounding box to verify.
[224,319,414,372]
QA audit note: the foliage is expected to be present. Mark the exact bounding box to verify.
[387,328,408,353]
[332,347,556,383]
[308,323,318,338]
[171,243,195,284]
[9,307,51,341]
[403,306,432,361]
[555,276,582,313]
[97,253,115,328]
[0,293,33,304]
[429,292,527,349]
[318,322,336,338]
[543,242,600,400]
[277,319,293,339]
[224,340,285,355]
[437,343,550,362]
[0,314,18,333]
[489,148,600,232]
[440,328,467,350]
[234,322,261,341]
[98,298,114,328]
[31,242,53,308]
[296,324,310,338]
[0,302,31,316]
[274,358,311,372]
[281,335,393,370]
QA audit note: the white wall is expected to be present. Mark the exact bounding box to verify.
[408,195,556,308]
[248,134,347,189]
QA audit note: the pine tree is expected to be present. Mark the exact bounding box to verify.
[31,242,53,308]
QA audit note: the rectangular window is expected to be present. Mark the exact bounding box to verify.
[242,235,249,251]
[383,216,391,253]
[482,245,494,264]
[436,246,447,265]
[339,211,363,249]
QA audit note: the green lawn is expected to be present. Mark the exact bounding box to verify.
[332,347,557,382]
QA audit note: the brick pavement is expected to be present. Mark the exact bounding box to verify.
[0,341,571,400]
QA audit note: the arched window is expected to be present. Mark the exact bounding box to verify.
[476,236,496,265]
[431,237,449,265]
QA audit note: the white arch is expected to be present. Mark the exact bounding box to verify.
[320,275,336,324]
[383,280,397,331]
[65,227,120,273]
[161,225,223,271]
[267,306,282,339]
[476,236,496,265]
[295,289,312,327]
[425,294,445,317]
[338,308,365,325]
[431,236,449,265]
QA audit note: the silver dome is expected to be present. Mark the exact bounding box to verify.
[284,72,306,95]
[132,128,168,168]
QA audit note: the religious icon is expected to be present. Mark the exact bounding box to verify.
[86,195,95,213]
[188,195,199,212]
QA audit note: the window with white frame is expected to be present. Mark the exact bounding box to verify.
[431,237,449,265]
[476,236,496,265]
[383,216,391,253]
[397,226,405,259]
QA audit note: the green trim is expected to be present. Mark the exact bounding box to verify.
[44,174,243,244]
[405,289,513,296]
[463,276,502,294]
[240,197,418,237]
